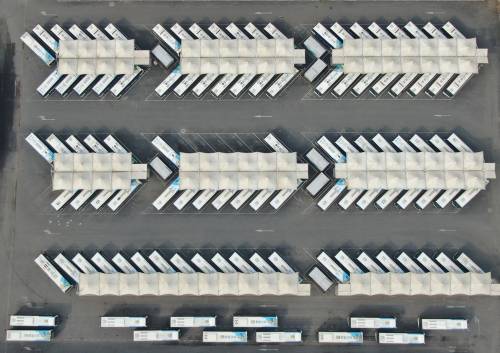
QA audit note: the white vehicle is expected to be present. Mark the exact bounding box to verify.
[189,23,212,39]
[152,24,181,54]
[20,32,55,66]
[6,330,52,342]
[105,23,127,40]
[447,133,472,152]
[192,73,219,97]
[376,251,404,273]
[386,23,417,97]
[131,252,156,273]
[264,133,289,152]
[84,134,108,153]
[10,316,57,327]
[249,189,274,211]
[155,66,183,96]
[233,316,278,328]
[174,73,199,96]
[338,189,364,210]
[396,252,425,273]
[318,331,363,344]
[211,73,237,97]
[306,172,330,196]
[66,135,89,153]
[244,23,267,40]
[317,251,349,282]
[34,254,72,293]
[50,24,72,40]
[314,67,343,95]
[304,58,327,83]
[37,70,62,96]
[409,134,434,152]
[318,179,347,211]
[193,190,217,210]
[270,189,294,210]
[150,156,172,180]
[306,148,329,171]
[416,252,444,273]
[266,69,297,98]
[25,133,54,163]
[230,189,255,209]
[268,251,294,273]
[149,250,176,273]
[256,331,301,343]
[335,250,364,274]
[54,253,81,283]
[171,317,216,328]
[151,136,180,166]
[170,253,195,273]
[335,136,359,154]
[134,330,179,342]
[444,73,473,98]
[174,189,198,210]
[436,252,463,273]
[110,67,142,97]
[100,317,147,328]
[73,74,98,96]
[351,317,396,329]
[434,189,461,208]
[367,22,391,40]
[309,266,334,292]
[72,253,98,274]
[87,23,109,40]
[46,134,70,153]
[152,44,174,68]
[357,252,385,273]
[350,23,380,97]
[55,74,80,96]
[191,253,217,273]
[202,331,247,343]
[396,189,422,210]
[456,253,484,273]
[392,135,416,152]
[356,189,382,210]
[378,332,425,344]
[112,253,138,273]
[422,22,446,38]
[442,21,465,39]
[91,252,118,273]
[264,23,286,39]
[208,23,231,39]
[51,190,77,211]
[212,189,237,210]
[430,134,453,152]
[229,252,256,273]
[249,73,275,96]
[68,24,90,40]
[212,253,237,273]
[403,21,427,39]
[372,133,396,152]
[421,319,468,330]
[92,189,117,210]
[304,35,326,58]
[453,188,482,208]
[249,253,275,273]
[426,72,454,97]
[312,23,342,49]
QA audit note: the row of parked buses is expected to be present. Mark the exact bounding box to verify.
[21,23,148,98]
[152,22,299,99]
[309,21,474,98]
[306,133,484,211]
[309,249,483,292]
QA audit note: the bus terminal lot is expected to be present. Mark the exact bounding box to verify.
[1,0,500,352]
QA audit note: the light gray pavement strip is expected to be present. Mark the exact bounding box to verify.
[1,0,500,352]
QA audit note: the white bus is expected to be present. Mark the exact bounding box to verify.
[189,23,212,40]
[317,179,347,211]
[104,23,127,40]
[202,331,247,343]
[378,332,425,344]
[208,23,230,39]
[192,190,217,210]
[318,331,363,344]
[396,252,425,273]
[312,23,342,49]
[244,23,268,40]
[392,135,416,152]
[304,58,327,83]
[46,134,70,153]
[309,266,334,292]
[10,315,57,327]
[91,252,118,273]
[249,73,275,96]
[351,317,396,329]
[338,189,364,210]
[170,253,196,273]
[230,190,255,210]
[51,190,77,211]
[268,252,294,273]
[409,134,434,152]
[229,252,256,273]
[110,67,143,97]
[212,189,237,210]
[267,69,298,98]
[376,251,404,273]
[151,136,180,166]
[314,67,343,95]
[264,133,289,152]
[131,252,156,273]
[212,253,237,273]
[335,250,364,274]
[367,23,398,96]
[134,330,179,342]
[173,189,198,210]
[304,35,327,58]
[171,316,216,328]
[66,135,89,153]
[317,251,349,282]
[51,24,72,40]
[191,253,218,273]
[256,331,301,343]
[264,23,286,39]
[25,133,54,163]
[72,253,98,274]
[233,316,278,328]
[350,23,380,97]
[416,252,444,273]
[436,252,463,273]
[356,189,381,210]
[430,134,453,152]
[335,136,358,154]
[372,133,396,152]
[34,254,72,293]
[357,252,385,273]
[54,253,81,283]
[421,319,468,330]
[249,189,274,211]
[20,32,55,65]
[250,253,275,273]
[6,330,52,342]
[306,172,329,197]
[423,22,445,38]
[447,133,472,152]
[444,73,473,98]
[84,134,108,153]
[37,70,62,97]
[149,250,176,273]
[149,156,172,180]
[155,66,183,96]
[270,189,294,210]
[456,252,484,273]
[453,188,481,208]
[112,253,138,273]
[306,148,329,171]
[100,316,147,328]
[152,24,181,54]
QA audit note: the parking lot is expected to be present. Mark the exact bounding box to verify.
[1,0,500,352]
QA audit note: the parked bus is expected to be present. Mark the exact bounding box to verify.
[170,253,195,273]
[317,251,349,282]
[152,24,181,54]
[10,315,57,327]
[212,253,237,273]
[264,133,289,152]
[72,253,98,274]
[317,136,346,163]
[192,190,217,210]
[6,330,52,342]
[233,316,278,328]
[268,252,294,273]
[250,253,275,273]
[308,266,334,292]
[416,252,444,273]
[149,157,172,180]
[112,253,138,273]
[256,331,302,343]
[269,189,294,210]
[171,316,216,327]
[34,254,72,293]
[91,252,118,273]
[249,190,274,211]
[456,252,484,273]
[396,252,425,273]
[212,189,237,210]
[151,136,180,166]
[229,252,256,273]
[191,253,218,273]
[317,179,347,211]
[25,133,54,163]
[306,172,330,197]
[306,148,329,171]
[314,67,343,95]
[100,316,147,328]
[202,331,247,343]
[435,252,463,273]
[20,32,55,65]
[304,59,327,83]
[37,70,62,97]
[131,252,156,273]
[312,23,342,49]
[152,182,179,211]
[133,330,179,341]
[335,250,364,274]
[54,253,81,283]
[173,189,198,210]
[318,331,363,344]
[149,250,176,273]
[110,67,143,97]
[420,318,468,330]
[357,252,385,273]
[304,35,327,58]
[378,332,425,344]
[230,190,255,209]
[376,251,404,273]
[351,317,396,329]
